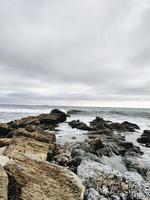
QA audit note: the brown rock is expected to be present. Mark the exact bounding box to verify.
[4,156,85,200]
[0,138,11,147]
[4,128,56,161]
[0,165,8,200]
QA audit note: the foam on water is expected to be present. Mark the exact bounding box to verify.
[0,104,150,167]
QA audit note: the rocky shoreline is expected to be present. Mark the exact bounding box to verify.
[0,109,149,200]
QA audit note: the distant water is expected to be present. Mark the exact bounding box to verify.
[0,104,150,166]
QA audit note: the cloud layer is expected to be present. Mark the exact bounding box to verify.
[0,0,150,107]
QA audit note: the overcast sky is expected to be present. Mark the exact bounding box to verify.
[0,0,150,107]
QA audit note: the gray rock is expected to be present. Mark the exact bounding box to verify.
[77,159,150,200]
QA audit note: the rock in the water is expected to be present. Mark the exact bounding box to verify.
[137,130,150,147]
[4,128,56,161]
[0,165,8,200]
[121,121,140,130]
[69,120,92,131]
[78,159,150,200]
[50,109,67,122]
[90,117,106,130]
[4,156,85,200]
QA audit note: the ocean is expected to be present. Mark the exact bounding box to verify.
[0,104,150,166]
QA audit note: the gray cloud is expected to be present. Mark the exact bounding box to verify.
[0,0,150,107]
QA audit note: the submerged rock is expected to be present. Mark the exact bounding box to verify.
[4,156,85,200]
[78,159,150,200]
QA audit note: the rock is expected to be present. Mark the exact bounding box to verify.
[78,159,150,200]
[122,121,140,130]
[89,138,104,151]
[90,117,107,130]
[137,130,150,147]
[0,165,8,200]
[109,121,140,133]
[4,128,56,161]
[68,120,92,131]
[0,138,11,147]
[50,109,67,122]
[67,109,84,115]
[84,188,101,200]
[0,123,11,138]
[4,156,85,200]
[89,128,113,136]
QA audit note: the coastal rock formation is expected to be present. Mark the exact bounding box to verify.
[4,128,56,161]
[137,130,150,147]
[78,159,150,200]
[89,117,140,132]
[0,165,8,200]
[68,120,92,131]
[4,156,85,200]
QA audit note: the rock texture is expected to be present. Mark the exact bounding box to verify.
[78,159,150,200]
[4,156,85,200]
[4,128,56,161]
[0,165,8,200]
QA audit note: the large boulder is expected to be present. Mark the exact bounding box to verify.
[0,165,8,200]
[50,109,67,122]
[4,156,85,200]
[137,130,150,147]
[78,159,150,200]
[4,128,56,161]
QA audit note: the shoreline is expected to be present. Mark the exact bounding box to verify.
[0,108,149,199]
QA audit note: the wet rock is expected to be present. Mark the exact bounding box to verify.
[78,159,150,200]
[50,109,67,122]
[137,130,150,147]
[0,123,11,138]
[89,138,104,152]
[89,128,113,136]
[109,121,140,132]
[4,128,56,161]
[122,121,140,130]
[67,109,84,115]
[90,117,107,130]
[0,165,8,200]
[68,120,92,131]
[4,156,85,200]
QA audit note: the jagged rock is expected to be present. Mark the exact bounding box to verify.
[78,159,150,200]
[4,156,85,200]
[90,117,106,130]
[0,165,8,200]
[89,118,140,133]
[137,130,150,147]
[68,120,92,131]
[0,123,11,138]
[4,128,56,161]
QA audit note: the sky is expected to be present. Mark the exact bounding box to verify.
[0,0,150,108]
